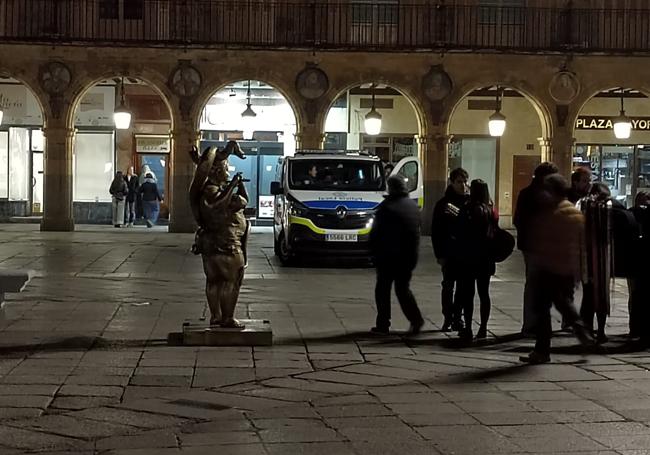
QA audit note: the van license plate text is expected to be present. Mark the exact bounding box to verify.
[325,234,357,242]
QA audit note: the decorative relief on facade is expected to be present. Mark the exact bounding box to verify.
[549,71,580,104]
[422,65,452,102]
[170,63,202,98]
[39,62,71,95]
[295,63,329,100]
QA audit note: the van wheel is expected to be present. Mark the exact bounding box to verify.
[277,232,293,266]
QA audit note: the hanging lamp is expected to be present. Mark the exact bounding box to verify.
[113,77,132,130]
[613,88,632,140]
[488,86,506,137]
[364,84,382,136]
[241,80,257,140]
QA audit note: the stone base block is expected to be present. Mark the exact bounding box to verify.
[171,319,272,346]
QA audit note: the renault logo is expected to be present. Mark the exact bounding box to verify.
[336,206,347,219]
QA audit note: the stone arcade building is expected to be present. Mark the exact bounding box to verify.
[1,0,650,233]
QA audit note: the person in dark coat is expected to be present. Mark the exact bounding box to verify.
[513,161,559,335]
[124,166,139,227]
[138,173,163,228]
[456,179,498,340]
[109,171,128,228]
[369,175,424,335]
[568,167,592,204]
[520,174,593,364]
[629,192,649,339]
[431,167,469,332]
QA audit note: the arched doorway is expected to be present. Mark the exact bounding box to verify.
[573,87,650,208]
[198,80,297,221]
[324,83,422,165]
[71,77,172,226]
[448,86,550,227]
[0,76,45,220]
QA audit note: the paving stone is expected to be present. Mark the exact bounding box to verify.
[0,407,44,419]
[58,384,124,398]
[180,444,267,455]
[471,412,556,425]
[0,425,93,451]
[14,414,138,439]
[96,429,179,451]
[315,403,393,418]
[258,427,341,443]
[324,415,404,429]
[569,421,650,437]
[265,442,356,455]
[0,394,52,408]
[0,384,58,396]
[417,425,522,453]
[70,407,191,429]
[351,440,442,455]
[50,396,119,410]
[400,412,479,426]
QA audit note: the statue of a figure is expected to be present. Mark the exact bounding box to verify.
[189,141,250,328]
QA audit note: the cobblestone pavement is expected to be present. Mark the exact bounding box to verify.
[0,224,647,454]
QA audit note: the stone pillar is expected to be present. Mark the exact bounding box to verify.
[168,126,200,233]
[550,131,575,178]
[41,125,75,231]
[420,131,449,235]
[295,127,325,150]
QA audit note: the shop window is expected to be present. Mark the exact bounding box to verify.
[479,0,525,26]
[124,0,144,20]
[74,132,114,203]
[0,132,8,199]
[99,0,144,20]
[8,128,29,201]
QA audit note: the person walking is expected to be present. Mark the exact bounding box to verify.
[513,161,559,336]
[124,166,139,227]
[138,173,162,228]
[109,171,128,228]
[456,179,498,340]
[520,174,593,364]
[432,167,469,332]
[369,175,424,335]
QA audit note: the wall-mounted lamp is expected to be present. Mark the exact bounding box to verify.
[613,88,632,140]
[113,77,132,130]
[364,84,382,136]
[488,86,506,137]
[241,80,257,140]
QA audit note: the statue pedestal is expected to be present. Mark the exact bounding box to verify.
[168,319,273,346]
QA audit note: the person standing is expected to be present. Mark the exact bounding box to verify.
[456,179,498,340]
[630,192,650,338]
[138,173,162,228]
[513,161,559,335]
[568,167,592,204]
[520,174,593,364]
[124,166,139,227]
[432,167,469,332]
[369,175,424,335]
[109,171,128,228]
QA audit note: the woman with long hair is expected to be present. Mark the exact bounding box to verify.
[456,179,498,340]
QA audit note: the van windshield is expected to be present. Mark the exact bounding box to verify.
[289,159,385,191]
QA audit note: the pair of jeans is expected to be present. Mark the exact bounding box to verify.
[441,262,462,325]
[111,197,125,225]
[532,270,580,356]
[457,274,491,331]
[125,201,136,224]
[375,265,423,330]
[142,200,159,225]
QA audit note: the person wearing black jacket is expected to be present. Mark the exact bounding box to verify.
[513,161,558,335]
[124,166,139,227]
[369,175,424,335]
[431,167,469,332]
[109,171,128,228]
[138,173,163,228]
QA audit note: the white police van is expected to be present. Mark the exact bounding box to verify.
[270,150,422,264]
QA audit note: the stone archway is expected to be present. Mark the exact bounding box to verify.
[446,83,553,227]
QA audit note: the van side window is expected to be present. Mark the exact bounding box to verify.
[398,162,418,193]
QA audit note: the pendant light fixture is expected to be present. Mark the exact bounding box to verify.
[488,86,506,137]
[613,88,632,140]
[241,80,257,140]
[113,77,131,130]
[364,84,382,136]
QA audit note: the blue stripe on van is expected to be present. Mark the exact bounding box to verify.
[303,200,379,210]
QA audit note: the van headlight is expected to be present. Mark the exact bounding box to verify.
[365,216,374,229]
[289,201,309,217]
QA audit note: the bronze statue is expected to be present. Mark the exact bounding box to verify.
[189,141,250,328]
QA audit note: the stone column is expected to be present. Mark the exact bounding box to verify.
[168,126,200,233]
[420,131,449,235]
[295,127,325,150]
[550,131,575,177]
[41,125,75,231]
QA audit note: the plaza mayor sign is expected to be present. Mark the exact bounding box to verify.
[577,116,650,131]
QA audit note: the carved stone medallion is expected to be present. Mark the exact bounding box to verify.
[296,65,329,100]
[422,65,452,102]
[549,71,580,104]
[170,64,202,98]
[39,62,71,95]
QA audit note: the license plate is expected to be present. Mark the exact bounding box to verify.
[325,233,358,242]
